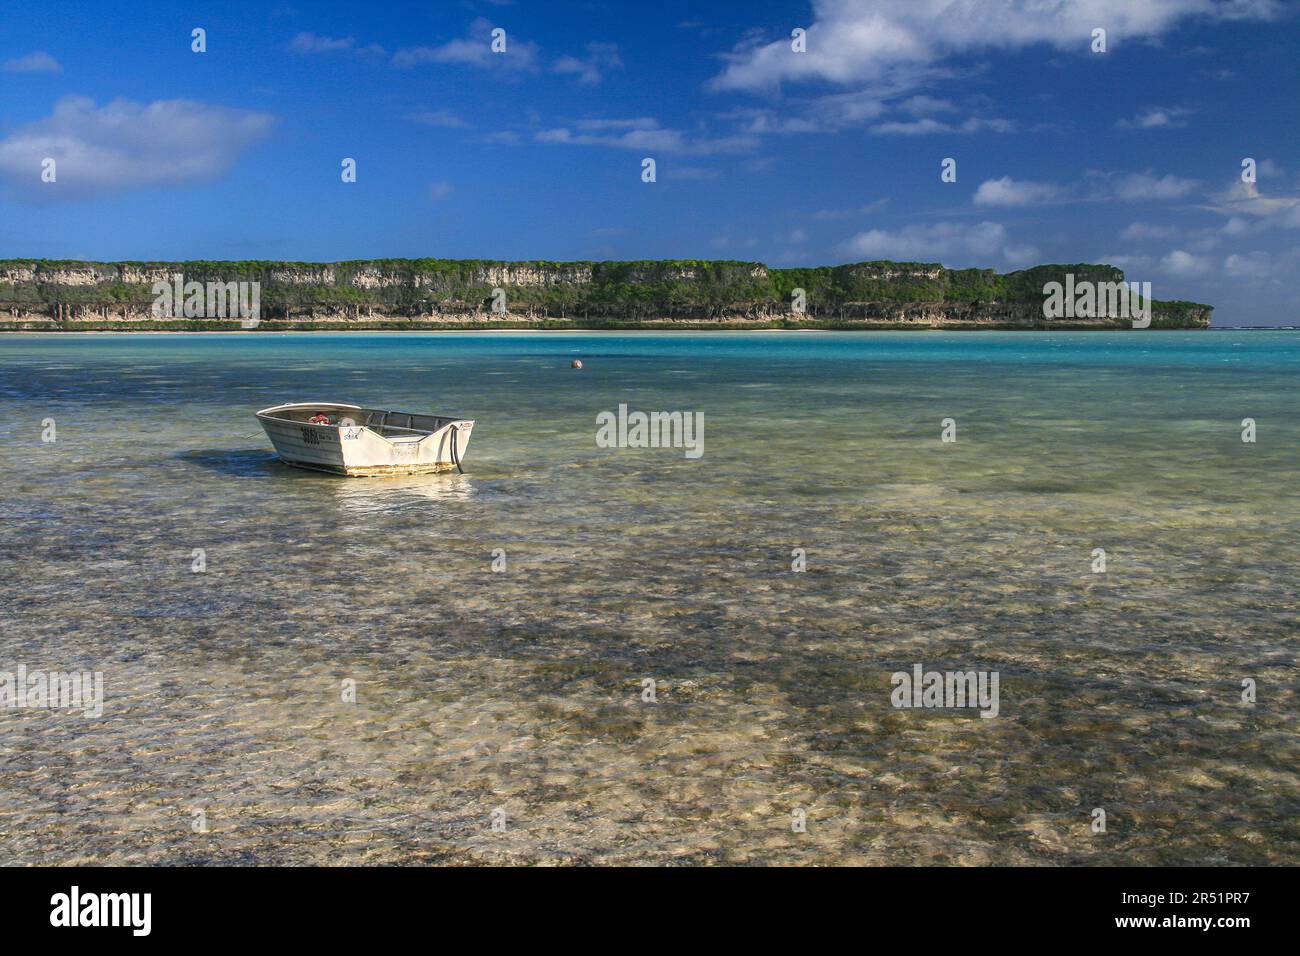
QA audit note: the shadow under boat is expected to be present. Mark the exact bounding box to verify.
[176,448,474,509]
[177,448,289,478]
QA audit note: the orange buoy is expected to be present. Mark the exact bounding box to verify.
[571,359,583,369]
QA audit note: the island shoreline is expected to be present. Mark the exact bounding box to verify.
[0,257,1214,331]
[0,324,1216,333]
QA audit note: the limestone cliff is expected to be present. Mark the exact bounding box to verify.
[0,258,1212,330]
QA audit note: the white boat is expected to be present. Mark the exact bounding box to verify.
[256,402,474,476]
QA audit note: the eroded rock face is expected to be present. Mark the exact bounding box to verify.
[347,269,405,290]
[0,258,1213,329]
[270,266,336,285]
[121,266,175,285]
[34,265,119,286]
[0,264,37,283]
[845,264,945,281]
[469,265,594,287]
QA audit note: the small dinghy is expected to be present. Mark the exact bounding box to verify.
[256,402,474,476]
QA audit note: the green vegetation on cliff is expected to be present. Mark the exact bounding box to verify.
[0,257,1212,329]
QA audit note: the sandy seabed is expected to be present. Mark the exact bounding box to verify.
[1,331,1296,864]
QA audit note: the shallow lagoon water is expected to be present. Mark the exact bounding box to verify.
[1,330,1297,865]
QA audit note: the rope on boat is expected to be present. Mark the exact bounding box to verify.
[449,423,463,474]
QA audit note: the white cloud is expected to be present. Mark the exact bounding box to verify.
[574,118,660,131]
[291,33,353,53]
[1003,242,1041,266]
[710,0,1280,92]
[868,118,949,136]
[1117,106,1191,129]
[1108,171,1199,201]
[1119,222,1222,254]
[870,116,1013,136]
[427,181,454,201]
[1161,249,1211,275]
[842,220,1026,265]
[536,118,757,155]
[958,117,1014,134]
[729,89,1012,136]
[289,33,385,57]
[394,18,538,71]
[536,127,683,151]
[1223,251,1274,278]
[4,51,61,73]
[1208,180,1300,222]
[0,96,273,200]
[952,169,1200,208]
[553,42,622,85]
[804,88,895,127]
[720,106,836,135]
[973,177,1059,206]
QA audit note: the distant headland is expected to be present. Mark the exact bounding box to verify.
[0,258,1212,331]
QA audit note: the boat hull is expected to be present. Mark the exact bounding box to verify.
[256,403,473,477]
[277,458,463,477]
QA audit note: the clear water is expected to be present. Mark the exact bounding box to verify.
[1,331,1296,865]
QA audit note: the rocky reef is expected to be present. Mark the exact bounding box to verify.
[0,258,1212,330]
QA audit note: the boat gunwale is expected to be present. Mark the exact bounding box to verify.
[256,401,473,448]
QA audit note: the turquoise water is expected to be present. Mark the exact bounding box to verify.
[1,331,1297,864]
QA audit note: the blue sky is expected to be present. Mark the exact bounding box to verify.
[1,0,1297,324]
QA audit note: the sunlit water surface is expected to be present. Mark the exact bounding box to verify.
[1,331,1296,865]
